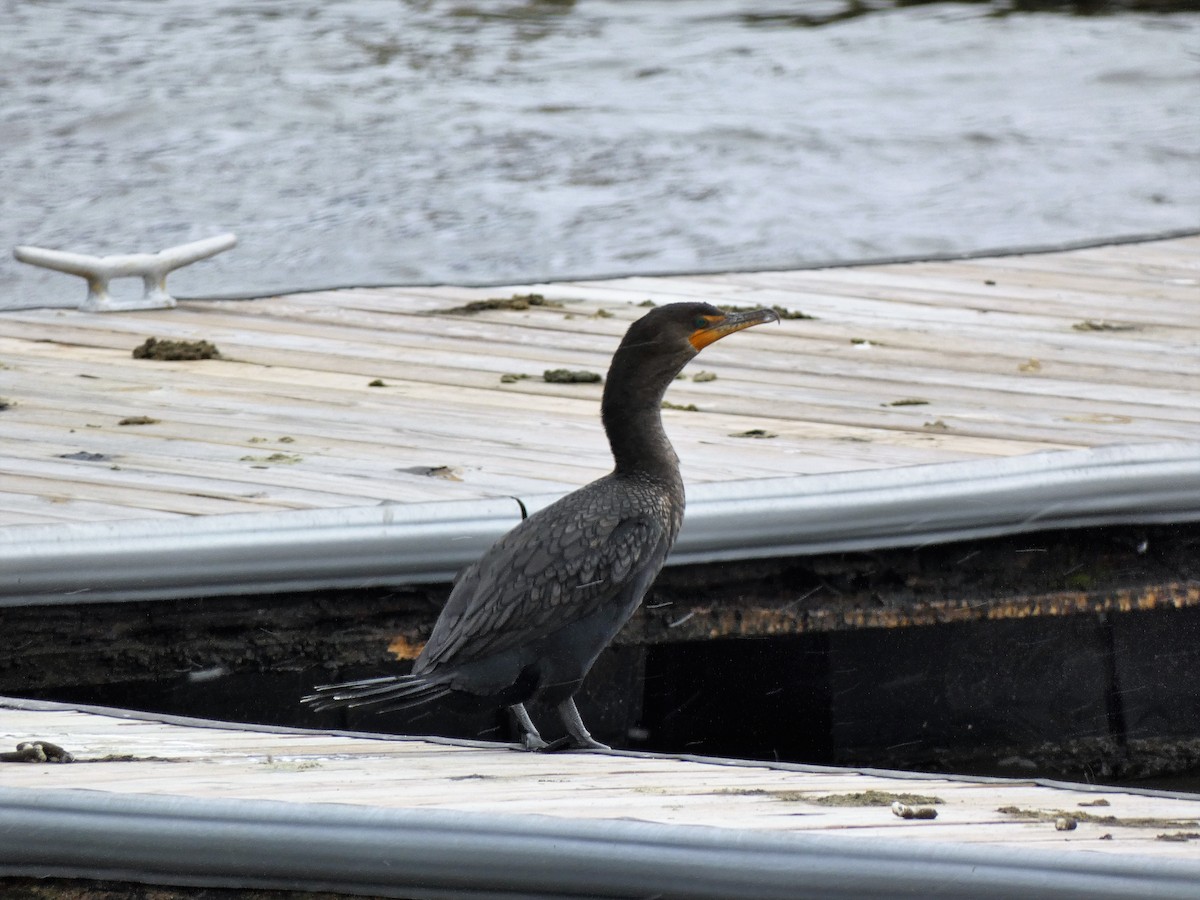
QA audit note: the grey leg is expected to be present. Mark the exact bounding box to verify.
[555,697,610,751]
[509,703,549,751]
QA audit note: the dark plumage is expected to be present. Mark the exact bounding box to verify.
[303,302,779,750]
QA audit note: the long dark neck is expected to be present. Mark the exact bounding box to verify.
[600,341,692,482]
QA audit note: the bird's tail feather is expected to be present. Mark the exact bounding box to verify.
[302,673,451,714]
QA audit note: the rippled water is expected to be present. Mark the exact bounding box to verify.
[2,1,1197,309]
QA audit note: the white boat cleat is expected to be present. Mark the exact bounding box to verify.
[13,233,237,312]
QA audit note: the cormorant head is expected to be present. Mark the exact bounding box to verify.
[618,302,779,360]
[602,302,780,473]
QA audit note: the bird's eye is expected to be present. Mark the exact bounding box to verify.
[693,316,710,329]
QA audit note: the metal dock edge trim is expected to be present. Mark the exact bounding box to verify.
[3,786,1200,900]
[1,441,1198,607]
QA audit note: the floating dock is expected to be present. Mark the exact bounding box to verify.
[2,234,1198,611]
[3,697,1200,899]
[1,234,1197,526]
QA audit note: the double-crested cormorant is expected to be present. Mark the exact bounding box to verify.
[303,302,779,750]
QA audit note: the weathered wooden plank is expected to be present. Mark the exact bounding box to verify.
[6,289,1194,401]
[1,386,1074,482]
[0,491,177,524]
[17,320,1195,433]
[0,462,310,516]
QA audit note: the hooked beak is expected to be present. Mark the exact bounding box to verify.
[689,307,781,351]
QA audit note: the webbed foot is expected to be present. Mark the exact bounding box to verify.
[553,697,610,752]
[539,734,610,753]
[509,703,549,752]
[521,732,550,751]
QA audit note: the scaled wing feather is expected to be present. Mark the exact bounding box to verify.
[417,486,670,671]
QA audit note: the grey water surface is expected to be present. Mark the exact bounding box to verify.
[2,0,1198,309]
